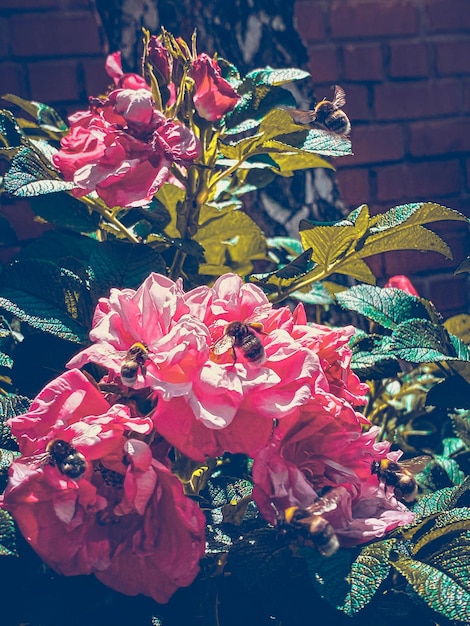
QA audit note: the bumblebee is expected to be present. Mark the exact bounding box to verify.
[212,321,266,365]
[282,490,343,556]
[371,456,429,503]
[46,439,87,480]
[121,342,149,386]
[282,85,351,136]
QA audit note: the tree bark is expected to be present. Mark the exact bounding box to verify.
[92,0,348,235]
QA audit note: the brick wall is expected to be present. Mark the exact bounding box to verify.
[0,0,109,115]
[0,0,469,316]
[295,0,470,315]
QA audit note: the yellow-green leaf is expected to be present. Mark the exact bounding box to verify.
[392,556,470,623]
[196,211,267,275]
[357,224,452,259]
[339,539,396,616]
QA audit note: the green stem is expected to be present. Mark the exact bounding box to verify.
[80,197,140,244]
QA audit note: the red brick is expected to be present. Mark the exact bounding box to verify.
[28,60,81,103]
[374,80,459,120]
[463,78,470,112]
[436,40,470,75]
[0,20,10,60]
[340,124,405,166]
[375,160,460,202]
[0,63,28,98]
[330,1,419,38]
[81,57,111,99]
[383,249,448,280]
[343,43,384,81]
[0,0,60,8]
[335,167,370,207]
[10,13,103,58]
[467,158,470,190]
[366,255,386,279]
[294,3,324,42]
[389,41,429,78]
[425,0,470,33]
[427,273,469,316]
[410,118,470,156]
[340,83,371,122]
[307,46,339,83]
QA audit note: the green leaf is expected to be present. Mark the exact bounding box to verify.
[387,319,463,362]
[392,555,470,623]
[0,448,20,471]
[218,133,265,161]
[412,487,463,519]
[361,202,468,259]
[300,206,369,267]
[335,285,432,329]
[432,454,465,486]
[30,193,100,233]
[154,182,185,238]
[241,67,310,89]
[266,129,351,158]
[0,509,17,557]
[2,94,67,133]
[291,282,334,306]
[196,211,266,275]
[3,147,69,197]
[451,412,470,446]
[0,393,30,449]
[258,145,334,172]
[87,240,167,302]
[456,256,470,275]
[225,86,297,132]
[0,258,92,343]
[338,539,396,616]
[0,109,24,152]
[16,230,98,267]
[301,546,354,610]
[349,334,401,380]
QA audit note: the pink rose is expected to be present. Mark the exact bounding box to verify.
[53,86,200,208]
[105,51,150,91]
[147,36,172,83]
[385,274,419,296]
[1,369,205,603]
[252,402,415,546]
[189,53,240,121]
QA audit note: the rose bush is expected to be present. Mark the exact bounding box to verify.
[1,27,462,623]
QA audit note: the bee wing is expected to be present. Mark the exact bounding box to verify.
[332,85,346,109]
[399,455,432,474]
[21,451,50,469]
[279,107,316,125]
[212,333,236,356]
[304,490,341,516]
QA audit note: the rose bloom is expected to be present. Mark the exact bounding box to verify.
[105,51,151,91]
[252,398,415,546]
[189,53,240,121]
[69,273,325,460]
[384,274,419,296]
[1,369,206,603]
[53,85,200,208]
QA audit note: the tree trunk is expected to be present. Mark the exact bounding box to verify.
[93,0,348,235]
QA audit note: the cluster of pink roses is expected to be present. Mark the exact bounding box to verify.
[52,39,241,209]
[1,273,414,603]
